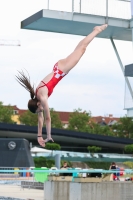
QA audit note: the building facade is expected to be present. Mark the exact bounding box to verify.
[10,105,120,127]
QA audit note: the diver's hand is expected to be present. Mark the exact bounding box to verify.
[37,136,46,147]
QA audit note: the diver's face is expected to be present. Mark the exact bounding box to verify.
[36,102,43,113]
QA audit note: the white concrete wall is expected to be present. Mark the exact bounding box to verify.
[44,181,133,200]
[127,109,133,117]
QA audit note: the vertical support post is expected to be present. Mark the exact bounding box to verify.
[110,38,133,99]
[131,0,133,17]
[130,0,133,70]
[105,0,108,24]
[72,0,74,20]
[55,154,60,169]
[47,0,49,10]
[79,0,81,13]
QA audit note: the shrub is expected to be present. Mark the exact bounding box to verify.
[45,143,61,150]
[34,156,55,168]
[33,157,72,168]
[124,144,133,153]
[85,162,111,170]
[87,146,101,153]
[123,161,133,169]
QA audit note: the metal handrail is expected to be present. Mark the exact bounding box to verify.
[0,169,131,174]
[46,0,131,20]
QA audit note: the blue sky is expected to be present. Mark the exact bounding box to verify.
[0,0,133,117]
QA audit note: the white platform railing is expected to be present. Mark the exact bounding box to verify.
[44,0,131,19]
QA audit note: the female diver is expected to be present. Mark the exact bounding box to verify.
[16,24,108,147]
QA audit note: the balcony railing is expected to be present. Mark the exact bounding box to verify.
[44,0,131,19]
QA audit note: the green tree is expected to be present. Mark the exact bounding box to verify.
[101,126,114,136]
[33,157,72,168]
[85,162,110,170]
[45,143,61,150]
[111,116,133,138]
[19,108,63,128]
[89,122,103,134]
[123,161,133,169]
[0,101,14,123]
[87,146,101,153]
[88,121,114,136]
[19,110,38,126]
[68,108,91,132]
[50,108,63,128]
[34,156,55,168]
[124,144,133,154]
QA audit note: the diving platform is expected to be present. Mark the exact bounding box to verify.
[20,0,133,116]
[21,9,132,41]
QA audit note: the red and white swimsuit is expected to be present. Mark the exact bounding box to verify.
[36,63,67,97]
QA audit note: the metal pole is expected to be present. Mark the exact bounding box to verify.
[79,0,81,13]
[47,0,49,10]
[110,37,133,99]
[131,0,133,18]
[105,0,108,24]
[72,0,74,20]
[55,154,61,169]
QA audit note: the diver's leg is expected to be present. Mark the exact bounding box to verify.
[58,24,107,73]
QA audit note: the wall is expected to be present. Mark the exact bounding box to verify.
[44,181,133,200]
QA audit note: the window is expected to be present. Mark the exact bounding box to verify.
[13,110,18,115]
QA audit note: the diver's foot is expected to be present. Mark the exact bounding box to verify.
[93,24,108,33]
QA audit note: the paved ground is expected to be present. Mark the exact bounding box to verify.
[0,185,44,200]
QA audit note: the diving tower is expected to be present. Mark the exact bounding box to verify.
[21,9,132,41]
[21,0,133,116]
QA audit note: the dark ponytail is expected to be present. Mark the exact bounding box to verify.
[16,70,38,113]
[15,70,35,99]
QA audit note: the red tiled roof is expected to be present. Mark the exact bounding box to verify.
[18,109,27,115]
[4,105,27,115]
[11,105,19,110]
[4,105,18,110]
[55,111,72,122]
[4,105,120,124]
[91,116,119,124]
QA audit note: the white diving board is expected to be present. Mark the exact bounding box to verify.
[21,9,133,41]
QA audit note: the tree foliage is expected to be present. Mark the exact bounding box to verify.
[0,101,14,123]
[33,157,72,168]
[123,161,133,169]
[50,108,63,128]
[85,162,111,170]
[19,108,63,128]
[100,125,114,136]
[88,121,114,136]
[124,144,133,153]
[34,156,55,168]
[45,142,61,150]
[68,108,91,132]
[87,146,101,153]
[19,110,38,126]
[111,116,133,138]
